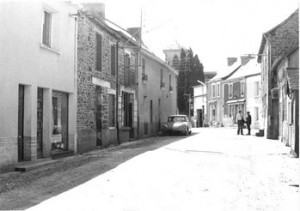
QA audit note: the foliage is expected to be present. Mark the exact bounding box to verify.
[176,48,205,115]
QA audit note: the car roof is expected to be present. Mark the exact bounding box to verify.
[168,115,187,117]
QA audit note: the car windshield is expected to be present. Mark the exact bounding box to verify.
[168,116,186,122]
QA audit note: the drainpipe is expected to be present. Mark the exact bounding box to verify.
[116,40,120,145]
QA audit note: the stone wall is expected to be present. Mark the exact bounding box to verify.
[77,12,137,152]
[0,137,18,173]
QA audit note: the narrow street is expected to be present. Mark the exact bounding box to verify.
[1,128,299,211]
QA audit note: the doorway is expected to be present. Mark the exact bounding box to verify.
[123,92,134,138]
[37,88,43,158]
[197,109,203,127]
[96,86,102,146]
[18,85,25,161]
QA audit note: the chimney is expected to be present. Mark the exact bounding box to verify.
[83,3,105,19]
[227,57,237,66]
[240,55,254,66]
[127,27,143,43]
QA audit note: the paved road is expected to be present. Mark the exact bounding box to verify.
[26,128,300,211]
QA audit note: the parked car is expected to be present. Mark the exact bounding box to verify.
[161,115,192,135]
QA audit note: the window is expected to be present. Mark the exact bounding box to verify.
[241,81,245,97]
[217,83,220,97]
[111,45,116,76]
[255,81,259,96]
[160,69,164,88]
[255,107,259,121]
[169,75,172,91]
[108,94,115,127]
[142,58,145,74]
[124,54,130,86]
[212,84,216,98]
[96,33,102,71]
[229,83,233,98]
[150,100,153,123]
[42,11,52,47]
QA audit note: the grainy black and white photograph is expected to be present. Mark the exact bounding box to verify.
[0,0,299,210]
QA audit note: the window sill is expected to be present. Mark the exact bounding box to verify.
[40,43,60,55]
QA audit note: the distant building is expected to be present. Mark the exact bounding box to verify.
[257,9,299,139]
[204,71,217,83]
[222,58,262,129]
[193,81,208,127]
[206,58,241,125]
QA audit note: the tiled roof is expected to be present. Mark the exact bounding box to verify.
[226,59,261,80]
[287,68,299,90]
[258,9,299,63]
[208,61,241,82]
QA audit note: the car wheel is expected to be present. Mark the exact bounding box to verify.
[185,127,189,136]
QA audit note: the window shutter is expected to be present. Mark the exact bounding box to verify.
[111,45,116,76]
[96,33,102,71]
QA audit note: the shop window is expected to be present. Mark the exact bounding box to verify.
[52,92,68,151]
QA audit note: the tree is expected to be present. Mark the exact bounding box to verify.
[176,48,205,116]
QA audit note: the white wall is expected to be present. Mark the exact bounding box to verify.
[246,74,262,129]
[0,1,77,160]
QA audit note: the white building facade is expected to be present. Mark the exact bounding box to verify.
[0,1,78,172]
[193,82,208,127]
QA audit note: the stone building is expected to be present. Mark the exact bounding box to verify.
[257,9,299,139]
[77,4,138,152]
[273,47,299,156]
[0,1,78,172]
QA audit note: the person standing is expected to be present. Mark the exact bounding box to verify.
[245,111,252,135]
[236,110,244,135]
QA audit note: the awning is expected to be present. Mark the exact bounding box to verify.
[226,98,246,104]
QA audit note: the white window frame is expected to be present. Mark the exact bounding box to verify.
[217,83,220,97]
[229,83,233,99]
[212,83,216,98]
[42,10,52,47]
[40,4,59,54]
[255,81,260,97]
[240,81,245,97]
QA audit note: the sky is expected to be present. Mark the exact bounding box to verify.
[86,0,298,72]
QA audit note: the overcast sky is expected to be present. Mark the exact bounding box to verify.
[92,0,298,72]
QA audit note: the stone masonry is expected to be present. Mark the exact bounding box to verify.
[77,11,137,152]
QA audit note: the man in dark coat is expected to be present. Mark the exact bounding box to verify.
[245,111,252,135]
